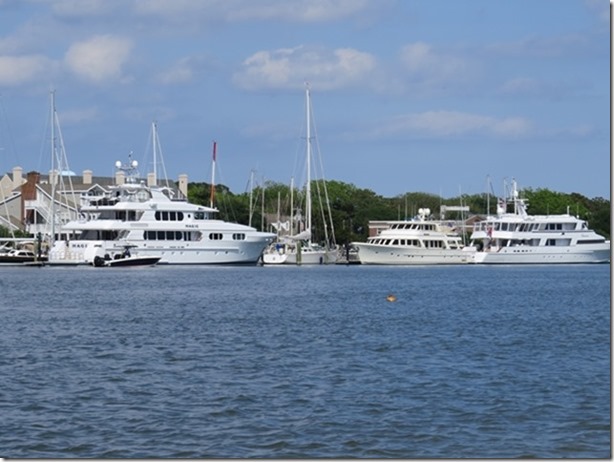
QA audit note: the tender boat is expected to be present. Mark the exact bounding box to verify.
[48,157,275,266]
[0,249,47,265]
[351,208,472,265]
[92,248,161,267]
[464,179,610,264]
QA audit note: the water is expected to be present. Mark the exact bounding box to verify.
[0,264,610,458]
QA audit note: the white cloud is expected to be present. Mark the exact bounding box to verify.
[584,0,609,22]
[155,58,194,85]
[485,34,591,58]
[499,77,542,95]
[57,106,100,125]
[155,56,212,85]
[226,0,376,22]
[133,0,379,23]
[370,110,534,139]
[399,42,472,83]
[0,55,55,86]
[50,0,120,18]
[233,46,377,91]
[64,35,133,84]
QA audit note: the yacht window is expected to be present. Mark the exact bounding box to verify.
[185,231,201,241]
[209,233,223,240]
[101,230,118,240]
[233,233,246,240]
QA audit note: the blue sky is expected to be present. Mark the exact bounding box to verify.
[0,0,610,200]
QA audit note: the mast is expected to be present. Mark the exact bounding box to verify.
[305,83,312,243]
[290,176,294,235]
[261,179,265,231]
[210,140,216,208]
[248,169,254,228]
[276,191,281,237]
[152,121,158,184]
[49,90,56,246]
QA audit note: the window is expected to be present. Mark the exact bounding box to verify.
[209,233,223,240]
[233,233,246,240]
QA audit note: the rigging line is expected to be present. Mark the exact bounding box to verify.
[52,104,79,224]
[307,92,336,246]
[153,123,171,189]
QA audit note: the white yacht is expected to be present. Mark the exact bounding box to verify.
[47,158,275,265]
[465,180,610,264]
[351,208,472,265]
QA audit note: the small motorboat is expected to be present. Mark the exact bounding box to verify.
[0,249,47,265]
[92,246,160,267]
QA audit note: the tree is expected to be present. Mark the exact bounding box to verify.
[185,180,611,242]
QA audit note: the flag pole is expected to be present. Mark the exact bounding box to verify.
[210,140,216,208]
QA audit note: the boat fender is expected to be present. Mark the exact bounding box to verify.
[93,256,106,267]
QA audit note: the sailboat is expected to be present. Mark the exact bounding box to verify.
[262,84,338,265]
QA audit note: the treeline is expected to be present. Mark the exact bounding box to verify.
[187,180,611,244]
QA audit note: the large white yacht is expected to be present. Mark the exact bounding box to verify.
[351,208,473,265]
[47,158,275,265]
[465,180,610,264]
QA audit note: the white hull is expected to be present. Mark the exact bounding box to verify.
[354,243,472,265]
[262,245,338,265]
[49,239,270,265]
[468,179,610,265]
[469,244,610,264]
[351,212,469,266]
[46,156,275,266]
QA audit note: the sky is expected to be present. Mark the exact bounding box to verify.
[0,0,610,200]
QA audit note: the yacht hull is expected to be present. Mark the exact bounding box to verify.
[354,243,472,265]
[262,246,337,265]
[470,244,610,264]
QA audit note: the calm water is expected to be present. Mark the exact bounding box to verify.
[0,264,610,458]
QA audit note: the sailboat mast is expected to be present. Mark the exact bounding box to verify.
[152,121,158,184]
[276,191,281,237]
[210,141,216,208]
[248,169,254,228]
[305,84,312,241]
[49,90,56,245]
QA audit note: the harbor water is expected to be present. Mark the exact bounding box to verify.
[0,264,610,458]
